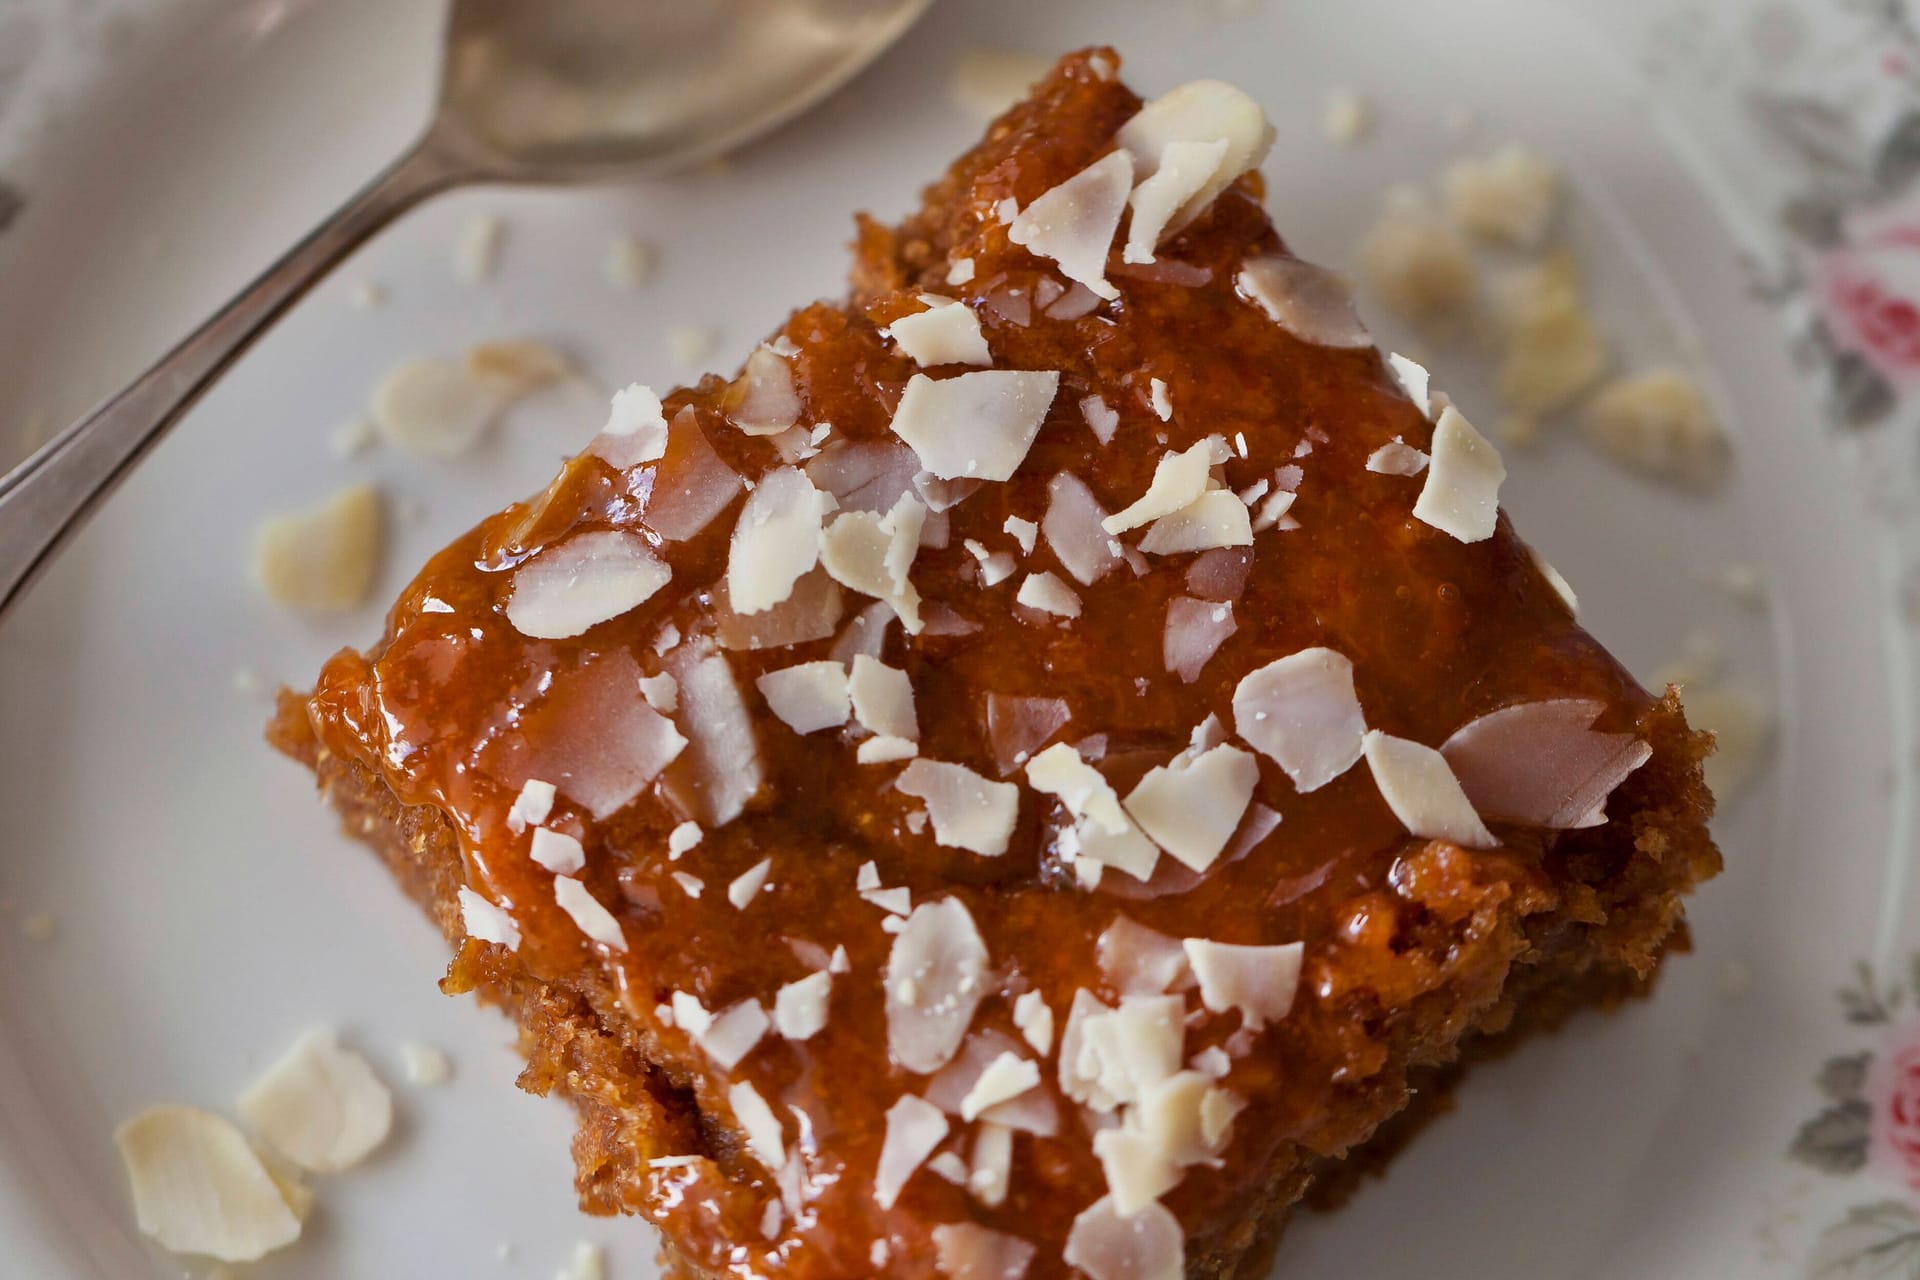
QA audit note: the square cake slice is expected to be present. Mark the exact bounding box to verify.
[273,49,1718,1280]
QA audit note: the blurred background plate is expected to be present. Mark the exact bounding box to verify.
[0,1,1906,1277]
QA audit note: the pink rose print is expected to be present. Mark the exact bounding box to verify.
[1817,202,1920,385]
[1869,1024,1920,1191]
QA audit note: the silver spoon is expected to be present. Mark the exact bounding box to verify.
[0,0,929,616]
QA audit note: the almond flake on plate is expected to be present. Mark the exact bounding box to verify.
[370,357,499,456]
[1007,149,1134,300]
[1118,80,1273,237]
[1232,647,1366,792]
[727,466,830,613]
[401,1043,453,1087]
[1366,438,1430,476]
[897,760,1019,856]
[1016,571,1082,618]
[774,971,833,1041]
[885,897,991,1072]
[1122,744,1258,873]
[1236,256,1372,349]
[757,661,851,734]
[529,827,586,874]
[887,295,992,367]
[1362,729,1497,847]
[553,876,627,950]
[1164,597,1236,682]
[254,483,383,610]
[458,886,521,950]
[1443,144,1560,247]
[933,1222,1036,1280]
[729,1081,785,1171]
[875,1094,949,1209]
[1581,367,1726,487]
[1412,405,1506,542]
[115,1106,305,1263]
[1138,490,1253,555]
[505,530,671,640]
[238,1030,393,1175]
[1440,698,1652,827]
[1183,937,1305,1029]
[890,370,1061,481]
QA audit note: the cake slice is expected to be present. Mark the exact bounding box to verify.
[272,49,1718,1280]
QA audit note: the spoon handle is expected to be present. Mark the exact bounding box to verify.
[0,139,466,618]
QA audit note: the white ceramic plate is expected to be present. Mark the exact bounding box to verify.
[0,1,1909,1277]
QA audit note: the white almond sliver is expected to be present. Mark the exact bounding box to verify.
[897,759,1019,857]
[1118,79,1274,234]
[238,1030,393,1175]
[849,654,919,741]
[254,483,383,611]
[1138,491,1253,555]
[1081,394,1120,445]
[659,639,762,827]
[601,383,669,454]
[506,778,557,833]
[727,466,830,614]
[1440,699,1651,828]
[371,357,498,456]
[1097,916,1194,995]
[698,1000,769,1069]
[553,876,627,950]
[728,346,803,436]
[1386,353,1432,418]
[506,530,671,640]
[1363,729,1497,847]
[757,661,851,734]
[1091,1126,1179,1215]
[529,827,585,874]
[821,494,926,633]
[115,1106,304,1263]
[1007,149,1134,301]
[875,1094,949,1210]
[1122,744,1258,873]
[885,897,991,1073]
[1183,937,1304,1029]
[1016,572,1081,618]
[1531,547,1579,613]
[889,371,1061,481]
[646,407,745,541]
[1012,990,1054,1056]
[728,857,773,909]
[1103,439,1214,533]
[1044,472,1124,585]
[1367,439,1430,476]
[729,1080,785,1171]
[933,1222,1036,1280]
[1064,1196,1184,1280]
[639,672,679,713]
[1164,597,1237,682]
[774,971,833,1040]
[1026,743,1135,839]
[959,1052,1042,1121]
[888,296,992,367]
[1124,138,1230,263]
[1232,648,1366,792]
[858,735,920,764]
[1413,405,1506,543]
[1237,256,1372,349]
[458,886,521,950]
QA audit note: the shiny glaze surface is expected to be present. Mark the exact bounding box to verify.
[310,51,1655,1278]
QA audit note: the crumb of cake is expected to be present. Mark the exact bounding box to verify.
[347,280,385,309]
[20,913,54,942]
[238,1030,393,1174]
[1582,366,1727,487]
[1494,249,1609,417]
[114,1106,305,1262]
[456,213,504,284]
[605,234,655,290]
[400,1042,453,1086]
[1359,188,1478,324]
[1323,88,1372,144]
[949,47,1055,120]
[1443,144,1560,247]
[669,325,717,368]
[253,483,382,611]
[328,416,377,458]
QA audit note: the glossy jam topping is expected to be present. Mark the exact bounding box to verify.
[309,50,1657,1280]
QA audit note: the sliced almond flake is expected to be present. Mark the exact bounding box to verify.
[774,971,833,1041]
[114,1106,304,1263]
[254,483,383,610]
[1097,917,1195,995]
[728,346,803,436]
[1236,256,1372,349]
[1122,744,1258,873]
[959,1052,1043,1121]
[1015,572,1081,618]
[1186,547,1252,602]
[830,599,896,667]
[830,945,851,973]
[1007,149,1133,300]
[897,760,1019,857]
[757,661,851,734]
[639,672,679,713]
[1251,488,1297,534]
[1581,367,1726,486]
[1013,990,1054,1056]
[1363,729,1497,847]
[1183,937,1304,1029]
[371,357,499,457]
[458,887,521,950]
[1044,472,1124,585]
[928,1151,971,1184]
[728,858,773,909]
[875,1095,949,1210]
[821,494,926,633]
[934,1221,1034,1280]
[849,654,919,741]
[714,566,845,651]
[727,466,830,614]
[1528,548,1578,614]
[505,530,670,640]
[1027,744,1160,881]
[1232,648,1366,793]
[400,1043,452,1087]
[1148,378,1173,421]
[554,876,627,950]
[1091,1126,1179,1216]
[238,1031,393,1175]
[1444,144,1560,247]
[858,735,920,764]
[698,1000,769,1069]
[885,898,991,1073]
[1386,353,1433,418]
[647,408,745,541]
[1047,281,1104,319]
[1080,394,1120,445]
[865,885,913,915]
[1413,405,1506,543]
[948,257,977,285]
[529,827,585,874]
[1137,1069,1237,1167]
[915,471,985,513]
[1366,438,1430,476]
[729,1081,786,1171]
[1440,699,1651,828]
[661,639,763,827]
[668,821,703,858]
[1003,515,1039,554]
[887,296,993,367]
[595,383,669,465]
[968,1123,1015,1208]
[506,778,557,833]
[1191,1045,1233,1079]
[924,1031,1061,1136]
[889,371,1061,482]
[1118,79,1273,235]
[986,693,1072,774]
[1164,597,1237,683]
[965,539,1019,586]
[1102,438,1214,533]
[672,871,704,898]
[1138,491,1253,555]
[1125,137,1231,263]
[1065,1195,1184,1280]
[807,439,920,513]
[1064,994,1185,1111]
